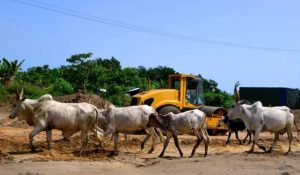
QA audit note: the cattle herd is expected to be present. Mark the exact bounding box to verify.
[7,83,300,158]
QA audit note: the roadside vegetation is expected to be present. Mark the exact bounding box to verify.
[0,53,233,108]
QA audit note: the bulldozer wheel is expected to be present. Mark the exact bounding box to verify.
[158,106,180,115]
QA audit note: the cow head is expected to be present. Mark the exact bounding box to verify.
[9,88,27,119]
[227,82,244,120]
[147,113,165,129]
[218,115,228,127]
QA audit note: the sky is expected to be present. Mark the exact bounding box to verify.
[1,0,300,93]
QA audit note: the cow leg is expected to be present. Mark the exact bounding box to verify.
[191,129,202,157]
[243,130,250,144]
[248,130,259,153]
[200,128,209,157]
[62,131,77,142]
[29,125,45,152]
[247,130,252,144]
[141,129,151,150]
[80,130,89,154]
[112,132,120,155]
[159,134,171,158]
[147,128,157,153]
[46,130,52,150]
[225,131,232,145]
[90,127,104,148]
[248,129,266,153]
[103,127,114,137]
[235,130,242,145]
[267,133,279,153]
[172,132,183,158]
[253,129,267,152]
[286,128,293,154]
[155,128,165,143]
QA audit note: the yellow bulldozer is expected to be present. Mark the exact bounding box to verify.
[130,74,227,134]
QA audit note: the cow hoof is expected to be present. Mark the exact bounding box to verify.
[246,150,254,154]
[148,148,154,154]
[266,149,272,153]
[285,150,292,155]
[109,151,118,157]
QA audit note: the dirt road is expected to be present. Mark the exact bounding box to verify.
[1,111,300,175]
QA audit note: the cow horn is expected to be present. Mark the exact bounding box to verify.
[234,81,240,102]
[20,87,24,98]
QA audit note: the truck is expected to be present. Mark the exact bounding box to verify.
[130,73,227,134]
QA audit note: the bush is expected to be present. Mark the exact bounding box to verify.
[3,83,49,99]
[204,91,234,109]
[0,85,9,101]
[49,78,74,96]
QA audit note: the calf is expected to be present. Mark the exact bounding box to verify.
[220,116,251,145]
[147,109,210,158]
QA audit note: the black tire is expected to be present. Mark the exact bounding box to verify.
[158,106,180,115]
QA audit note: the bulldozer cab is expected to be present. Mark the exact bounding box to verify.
[130,73,227,134]
[169,74,204,109]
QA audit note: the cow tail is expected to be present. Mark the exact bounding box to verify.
[94,107,99,129]
[293,118,300,137]
[289,110,299,137]
[86,107,97,132]
[201,115,210,142]
[91,106,99,129]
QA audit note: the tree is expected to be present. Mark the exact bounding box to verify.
[137,66,175,89]
[66,52,93,65]
[66,52,93,91]
[0,54,234,108]
[0,58,25,86]
[203,78,220,93]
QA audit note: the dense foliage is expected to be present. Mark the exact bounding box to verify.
[0,54,233,108]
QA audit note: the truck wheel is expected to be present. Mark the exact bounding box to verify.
[158,106,180,115]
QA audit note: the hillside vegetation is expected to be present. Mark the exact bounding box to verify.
[0,53,233,108]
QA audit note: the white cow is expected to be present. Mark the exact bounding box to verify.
[9,90,76,141]
[228,82,297,154]
[10,93,102,153]
[147,109,210,158]
[98,105,164,155]
[30,100,103,153]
